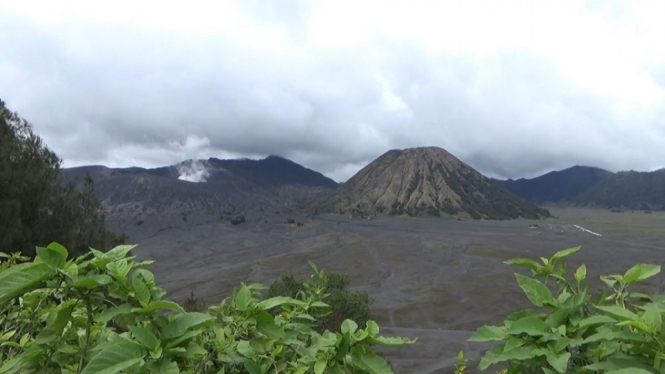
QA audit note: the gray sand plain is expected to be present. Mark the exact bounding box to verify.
[125,208,665,373]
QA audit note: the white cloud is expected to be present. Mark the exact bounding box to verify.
[1,0,665,182]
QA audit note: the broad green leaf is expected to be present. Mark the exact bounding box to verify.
[642,303,662,333]
[0,262,51,304]
[314,359,327,374]
[237,340,254,358]
[249,336,272,354]
[366,320,380,337]
[151,359,179,374]
[147,300,185,314]
[73,275,113,290]
[161,312,215,340]
[132,276,151,305]
[546,351,570,373]
[342,319,358,335]
[545,309,569,328]
[105,244,138,260]
[550,246,581,264]
[53,302,75,335]
[503,338,524,352]
[550,246,582,264]
[133,268,155,285]
[80,339,145,374]
[129,326,159,351]
[469,325,507,342]
[504,258,542,272]
[585,357,655,372]
[577,315,616,328]
[185,341,207,359]
[623,264,661,285]
[479,345,546,370]
[554,337,582,353]
[235,285,251,311]
[351,350,392,374]
[506,316,551,336]
[575,264,587,284]
[243,359,262,374]
[90,248,107,259]
[256,310,285,339]
[165,330,205,349]
[46,242,69,259]
[36,246,65,269]
[515,274,555,307]
[595,305,642,324]
[600,275,619,288]
[256,296,305,310]
[35,327,58,345]
[106,259,130,281]
[96,303,133,323]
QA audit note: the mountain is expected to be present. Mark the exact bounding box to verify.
[319,147,551,220]
[494,166,665,210]
[60,156,339,238]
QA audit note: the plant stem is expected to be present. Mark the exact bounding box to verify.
[77,298,94,374]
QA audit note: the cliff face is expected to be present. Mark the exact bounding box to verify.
[322,147,550,220]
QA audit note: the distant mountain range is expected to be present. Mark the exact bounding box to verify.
[493,165,665,210]
[61,148,552,232]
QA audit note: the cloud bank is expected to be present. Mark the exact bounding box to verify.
[1,0,664,182]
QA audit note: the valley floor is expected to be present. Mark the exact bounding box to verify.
[124,209,665,374]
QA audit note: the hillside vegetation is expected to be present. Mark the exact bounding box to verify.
[0,99,126,258]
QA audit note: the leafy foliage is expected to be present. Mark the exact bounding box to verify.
[466,245,665,373]
[0,243,414,373]
[0,99,126,259]
[266,270,372,333]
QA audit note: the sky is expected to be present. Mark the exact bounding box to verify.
[1,0,665,182]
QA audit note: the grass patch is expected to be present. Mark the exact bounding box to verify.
[422,241,448,249]
[549,207,665,239]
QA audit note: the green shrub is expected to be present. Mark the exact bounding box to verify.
[0,243,414,373]
[267,271,373,333]
[465,245,665,374]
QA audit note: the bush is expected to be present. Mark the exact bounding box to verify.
[230,215,245,225]
[463,245,665,373]
[0,243,413,373]
[266,271,372,333]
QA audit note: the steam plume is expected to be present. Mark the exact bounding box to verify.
[177,160,210,183]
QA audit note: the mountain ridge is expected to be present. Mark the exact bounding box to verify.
[494,165,665,210]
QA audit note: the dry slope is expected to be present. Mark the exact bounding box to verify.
[321,147,550,220]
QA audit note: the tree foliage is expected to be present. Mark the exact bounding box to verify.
[0,243,414,373]
[463,245,665,374]
[0,99,126,258]
[267,271,372,334]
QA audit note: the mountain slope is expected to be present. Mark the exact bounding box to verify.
[495,166,665,210]
[59,156,339,237]
[320,147,550,220]
[492,166,612,204]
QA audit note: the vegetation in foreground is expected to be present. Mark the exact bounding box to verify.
[267,272,372,335]
[0,243,414,373]
[461,245,665,374]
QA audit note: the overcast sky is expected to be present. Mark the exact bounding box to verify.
[2,0,665,182]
